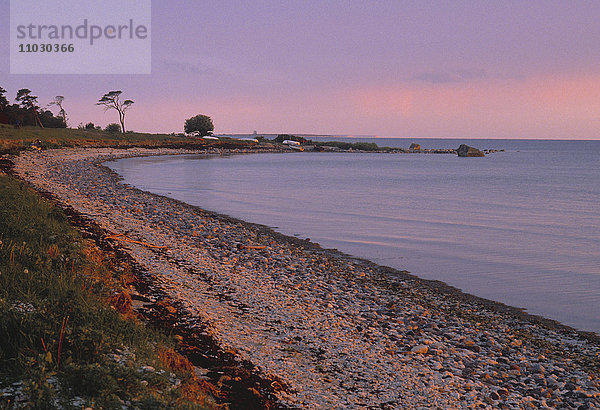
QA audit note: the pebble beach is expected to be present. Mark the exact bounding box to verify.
[11,148,600,408]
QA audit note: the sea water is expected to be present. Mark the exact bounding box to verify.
[107,138,600,334]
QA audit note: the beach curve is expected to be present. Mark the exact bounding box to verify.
[11,147,600,408]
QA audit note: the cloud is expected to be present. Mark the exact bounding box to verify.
[413,68,487,84]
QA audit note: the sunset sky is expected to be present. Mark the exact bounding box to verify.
[2,1,600,139]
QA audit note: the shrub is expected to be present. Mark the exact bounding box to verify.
[85,122,95,130]
[273,134,311,144]
[351,142,379,151]
[104,123,121,133]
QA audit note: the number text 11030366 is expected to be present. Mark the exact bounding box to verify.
[18,43,74,53]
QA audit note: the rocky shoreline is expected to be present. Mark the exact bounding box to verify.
[11,148,600,408]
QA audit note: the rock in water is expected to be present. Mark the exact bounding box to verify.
[409,143,421,151]
[457,144,485,157]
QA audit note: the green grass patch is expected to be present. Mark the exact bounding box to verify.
[0,124,202,154]
[0,174,216,408]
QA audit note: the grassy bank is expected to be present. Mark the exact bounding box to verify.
[0,172,218,408]
[0,125,259,154]
[0,124,183,152]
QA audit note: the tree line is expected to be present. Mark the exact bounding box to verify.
[1,85,215,136]
[0,87,66,128]
[0,87,139,133]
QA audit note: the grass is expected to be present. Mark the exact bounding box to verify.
[0,124,227,154]
[0,173,218,408]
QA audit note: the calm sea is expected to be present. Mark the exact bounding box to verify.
[107,138,600,334]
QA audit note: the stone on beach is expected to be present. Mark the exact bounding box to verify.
[411,345,428,354]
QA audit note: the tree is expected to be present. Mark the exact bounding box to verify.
[48,95,67,127]
[16,88,43,128]
[96,91,134,133]
[38,109,66,128]
[184,114,214,136]
[0,87,8,111]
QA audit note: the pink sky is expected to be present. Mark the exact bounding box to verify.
[2,1,600,139]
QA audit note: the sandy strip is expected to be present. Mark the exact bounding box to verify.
[12,148,600,408]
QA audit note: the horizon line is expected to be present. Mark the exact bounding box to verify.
[213,133,600,141]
